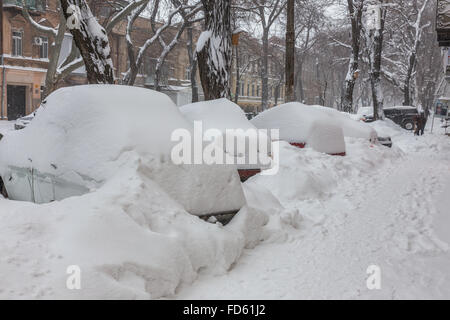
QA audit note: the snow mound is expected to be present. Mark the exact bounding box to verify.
[0,85,245,215]
[0,157,265,299]
[0,86,275,299]
[250,102,346,154]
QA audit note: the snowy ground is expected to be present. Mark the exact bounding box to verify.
[0,117,449,299]
[175,118,450,300]
[0,121,13,135]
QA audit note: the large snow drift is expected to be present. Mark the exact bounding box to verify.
[0,85,274,299]
[0,85,245,216]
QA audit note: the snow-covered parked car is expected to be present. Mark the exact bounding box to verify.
[251,102,382,156]
[0,85,246,223]
[14,112,37,130]
[180,98,272,182]
[356,106,375,123]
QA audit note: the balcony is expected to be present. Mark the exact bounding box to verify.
[3,0,46,13]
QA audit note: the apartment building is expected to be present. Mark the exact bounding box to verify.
[0,0,57,120]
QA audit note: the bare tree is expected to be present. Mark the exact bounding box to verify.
[23,0,145,95]
[59,0,115,84]
[153,0,202,91]
[383,0,430,106]
[123,0,200,87]
[186,25,199,102]
[236,0,286,110]
[285,0,295,102]
[196,0,232,100]
[364,0,388,120]
[340,0,364,112]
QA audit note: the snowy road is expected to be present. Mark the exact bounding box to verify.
[175,126,450,299]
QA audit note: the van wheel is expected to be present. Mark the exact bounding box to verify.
[403,120,414,131]
[0,177,8,199]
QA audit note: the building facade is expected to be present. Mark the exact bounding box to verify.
[1,0,58,120]
[1,0,289,121]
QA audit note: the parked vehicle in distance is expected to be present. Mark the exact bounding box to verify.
[14,112,37,130]
[251,103,356,156]
[356,106,375,123]
[0,85,246,224]
[383,106,418,130]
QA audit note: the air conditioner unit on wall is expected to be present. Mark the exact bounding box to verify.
[33,37,43,46]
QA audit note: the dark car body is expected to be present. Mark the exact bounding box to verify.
[383,106,418,130]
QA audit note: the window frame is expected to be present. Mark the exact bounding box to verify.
[12,30,23,57]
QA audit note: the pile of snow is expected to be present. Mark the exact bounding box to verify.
[0,85,276,299]
[250,102,346,155]
[180,98,271,169]
[0,85,245,215]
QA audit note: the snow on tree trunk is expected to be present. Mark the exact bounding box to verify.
[60,0,115,84]
[341,0,363,113]
[366,1,386,120]
[196,0,232,100]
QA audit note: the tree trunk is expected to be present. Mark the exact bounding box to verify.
[296,60,304,102]
[197,0,232,100]
[187,27,199,102]
[261,31,269,110]
[234,45,240,104]
[60,0,115,84]
[285,0,295,103]
[341,0,363,113]
[368,2,386,120]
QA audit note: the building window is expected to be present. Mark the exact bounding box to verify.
[251,84,255,97]
[185,67,191,80]
[240,83,245,96]
[12,31,23,56]
[247,83,250,97]
[257,85,260,97]
[39,36,48,59]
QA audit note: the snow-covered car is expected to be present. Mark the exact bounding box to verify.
[14,112,37,130]
[180,99,272,182]
[251,102,382,156]
[0,85,246,223]
[251,103,347,155]
[356,106,375,123]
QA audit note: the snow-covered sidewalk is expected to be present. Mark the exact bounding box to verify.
[175,122,450,299]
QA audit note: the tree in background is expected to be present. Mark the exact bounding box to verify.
[285,0,295,102]
[340,0,364,113]
[59,0,115,84]
[196,0,232,100]
[236,0,286,110]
